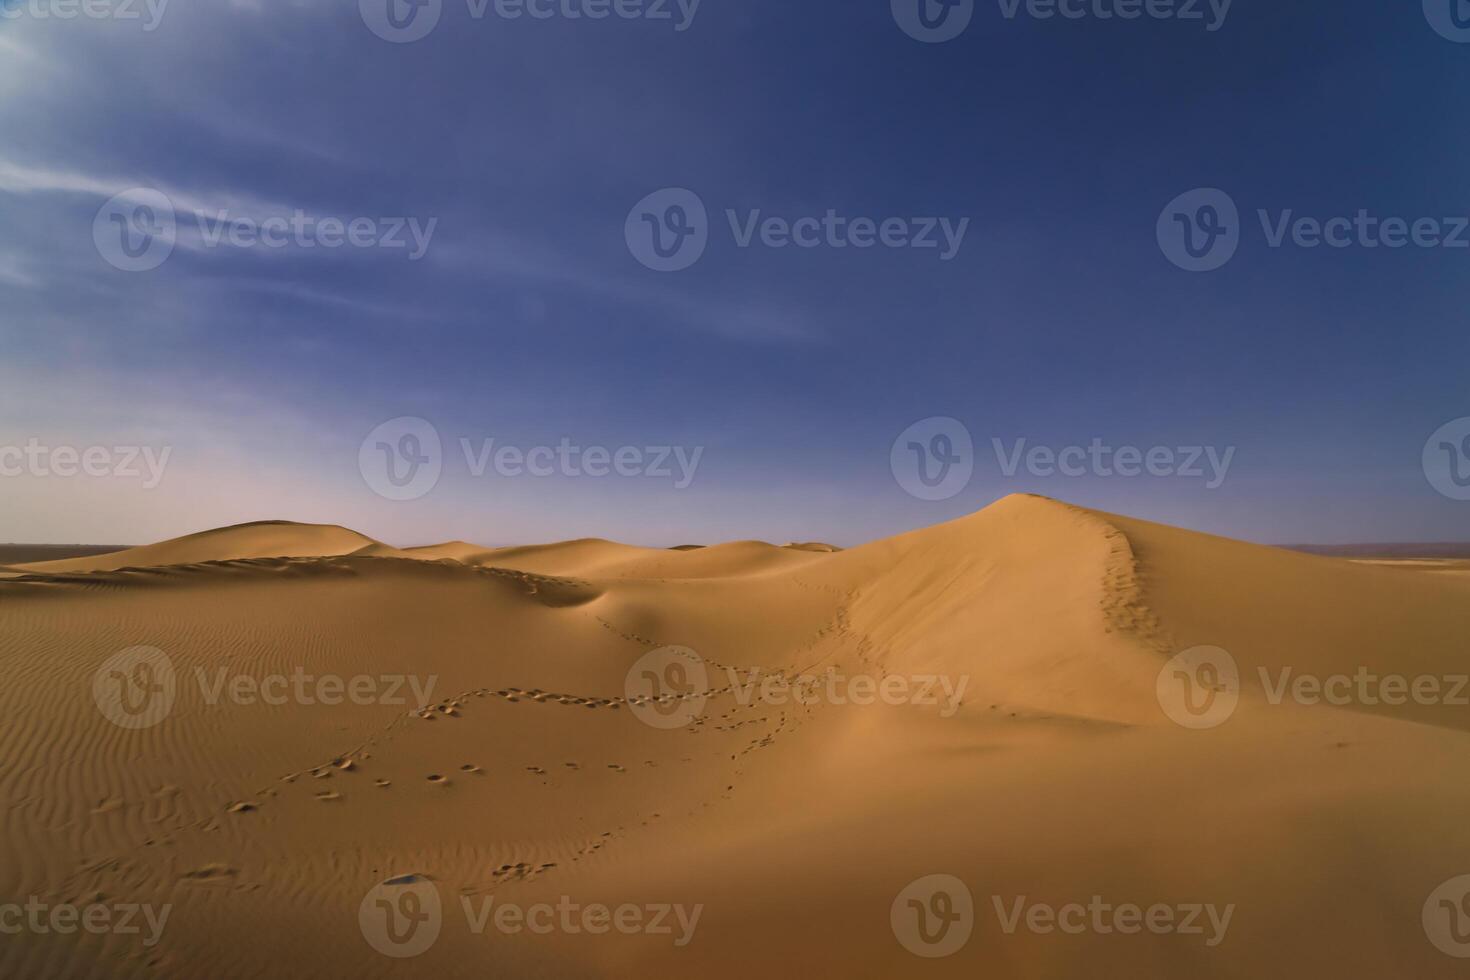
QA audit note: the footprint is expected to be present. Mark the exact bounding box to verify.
[427,774,449,785]
[460,765,482,775]
[181,864,237,882]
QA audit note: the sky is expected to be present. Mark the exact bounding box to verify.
[2,0,1469,548]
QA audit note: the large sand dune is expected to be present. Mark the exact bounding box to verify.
[2,495,1468,977]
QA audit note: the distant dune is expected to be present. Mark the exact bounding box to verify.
[0,543,131,566]
[2,496,1468,977]
[1287,542,1470,559]
[7,520,377,575]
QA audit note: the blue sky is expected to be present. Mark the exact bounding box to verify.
[2,0,1469,547]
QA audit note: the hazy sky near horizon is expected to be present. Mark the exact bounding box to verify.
[2,0,1469,548]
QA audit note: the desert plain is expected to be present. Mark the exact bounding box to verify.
[2,494,1469,977]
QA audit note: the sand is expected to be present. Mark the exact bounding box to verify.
[2,494,1468,977]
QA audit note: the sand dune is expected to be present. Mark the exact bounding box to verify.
[2,495,1468,978]
[9,521,379,575]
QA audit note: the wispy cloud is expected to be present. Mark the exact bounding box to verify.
[0,156,292,217]
[0,252,37,287]
[436,235,822,344]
